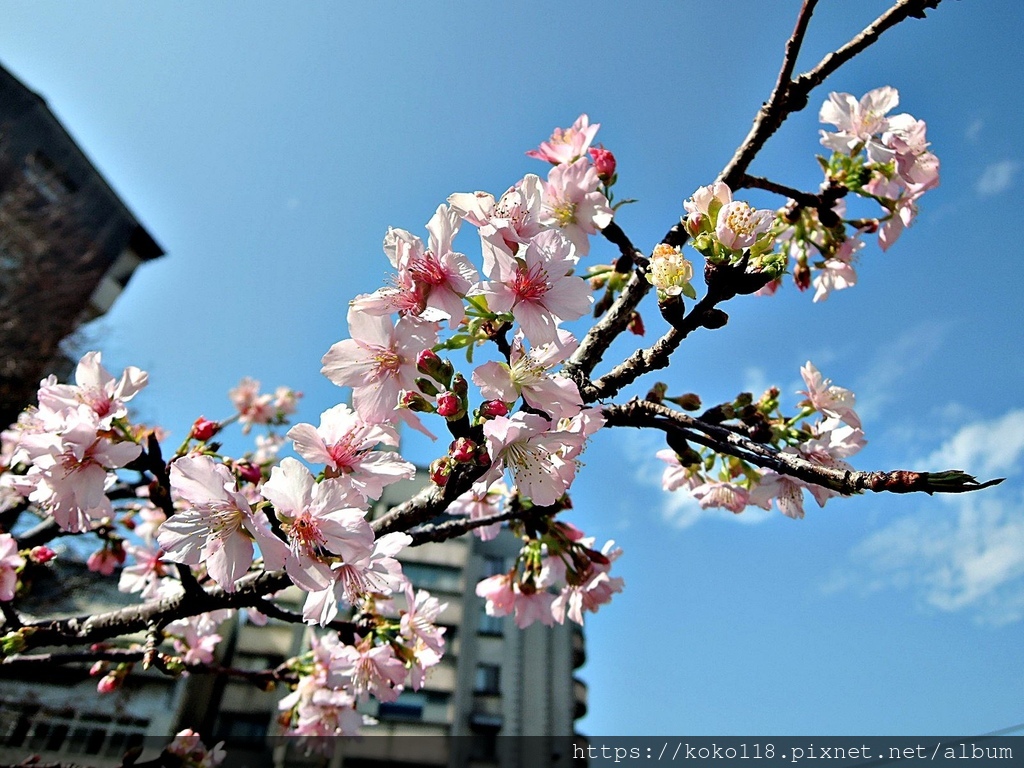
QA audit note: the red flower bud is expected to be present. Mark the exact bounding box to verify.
[436,392,459,418]
[588,147,617,181]
[479,400,509,418]
[449,437,477,463]
[429,457,452,487]
[190,416,219,441]
[416,348,441,373]
[97,674,120,694]
[236,462,262,485]
[30,545,56,564]
[627,311,645,336]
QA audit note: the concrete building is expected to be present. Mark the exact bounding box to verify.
[0,475,588,768]
[0,60,163,426]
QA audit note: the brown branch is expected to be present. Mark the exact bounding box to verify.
[720,0,941,188]
[602,399,1003,496]
[13,568,291,654]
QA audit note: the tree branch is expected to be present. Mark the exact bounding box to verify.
[602,399,1003,496]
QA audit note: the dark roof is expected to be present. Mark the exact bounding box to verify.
[0,59,164,261]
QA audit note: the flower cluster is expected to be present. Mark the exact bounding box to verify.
[771,86,939,300]
[656,361,865,520]
[476,520,623,629]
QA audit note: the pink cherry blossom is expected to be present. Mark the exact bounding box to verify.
[551,540,624,625]
[448,174,546,257]
[302,532,412,626]
[286,403,415,501]
[819,86,900,163]
[472,329,582,420]
[683,182,733,232]
[715,200,775,250]
[331,640,408,704]
[228,377,276,433]
[18,405,141,532]
[540,158,613,256]
[812,236,863,302]
[483,413,580,507]
[480,229,592,348]
[0,533,24,601]
[352,205,479,326]
[526,114,600,165]
[799,362,862,429]
[158,455,289,592]
[36,351,147,429]
[656,449,701,492]
[400,585,448,655]
[118,544,167,599]
[749,471,807,519]
[261,457,375,591]
[690,481,751,513]
[320,309,439,438]
[448,480,509,541]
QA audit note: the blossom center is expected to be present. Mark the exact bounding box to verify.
[550,200,578,227]
[511,263,551,303]
[409,252,449,287]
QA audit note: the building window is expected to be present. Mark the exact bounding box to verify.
[0,701,147,756]
[478,608,504,637]
[401,561,463,593]
[213,711,270,748]
[482,555,506,577]
[474,664,501,695]
[377,691,426,722]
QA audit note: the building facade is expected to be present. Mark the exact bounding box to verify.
[0,61,163,427]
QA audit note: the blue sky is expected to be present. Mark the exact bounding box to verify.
[2,0,1022,737]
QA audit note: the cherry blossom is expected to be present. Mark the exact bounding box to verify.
[261,457,375,590]
[656,448,702,492]
[352,205,478,325]
[812,236,863,302]
[36,351,147,429]
[320,309,439,438]
[448,174,546,257]
[482,413,579,507]
[647,243,695,297]
[480,229,592,348]
[301,532,412,625]
[799,362,862,429]
[447,480,509,541]
[330,640,408,704]
[540,158,613,256]
[158,455,289,592]
[0,533,23,601]
[472,329,582,420]
[715,200,775,250]
[525,113,600,165]
[287,403,415,501]
[819,86,900,163]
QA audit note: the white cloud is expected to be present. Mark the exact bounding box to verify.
[853,320,949,421]
[920,408,1024,479]
[847,491,1024,625]
[976,160,1020,197]
[830,409,1024,625]
[965,118,984,142]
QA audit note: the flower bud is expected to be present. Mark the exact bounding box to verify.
[97,674,120,694]
[479,400,509,418]
[436,392,460,418]
[449,437,477,463]
[400,390,436,413]
[794,261,811,291]
[414,377,440,397]
[416,348,441,374]
[627,311,645,336]
[29,545,56,564]
[90,661,106,676]
[429,457,452,487]
[236,462,263,485]
[683,212,703,238]
[190,416,219,441]
[588,147,617,181]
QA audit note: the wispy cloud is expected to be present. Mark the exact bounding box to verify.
[853,320,950,421]
[828,409,1024,625]
[921,408,1024,478]
[965,118,984,142]
[976,160,1021,197]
